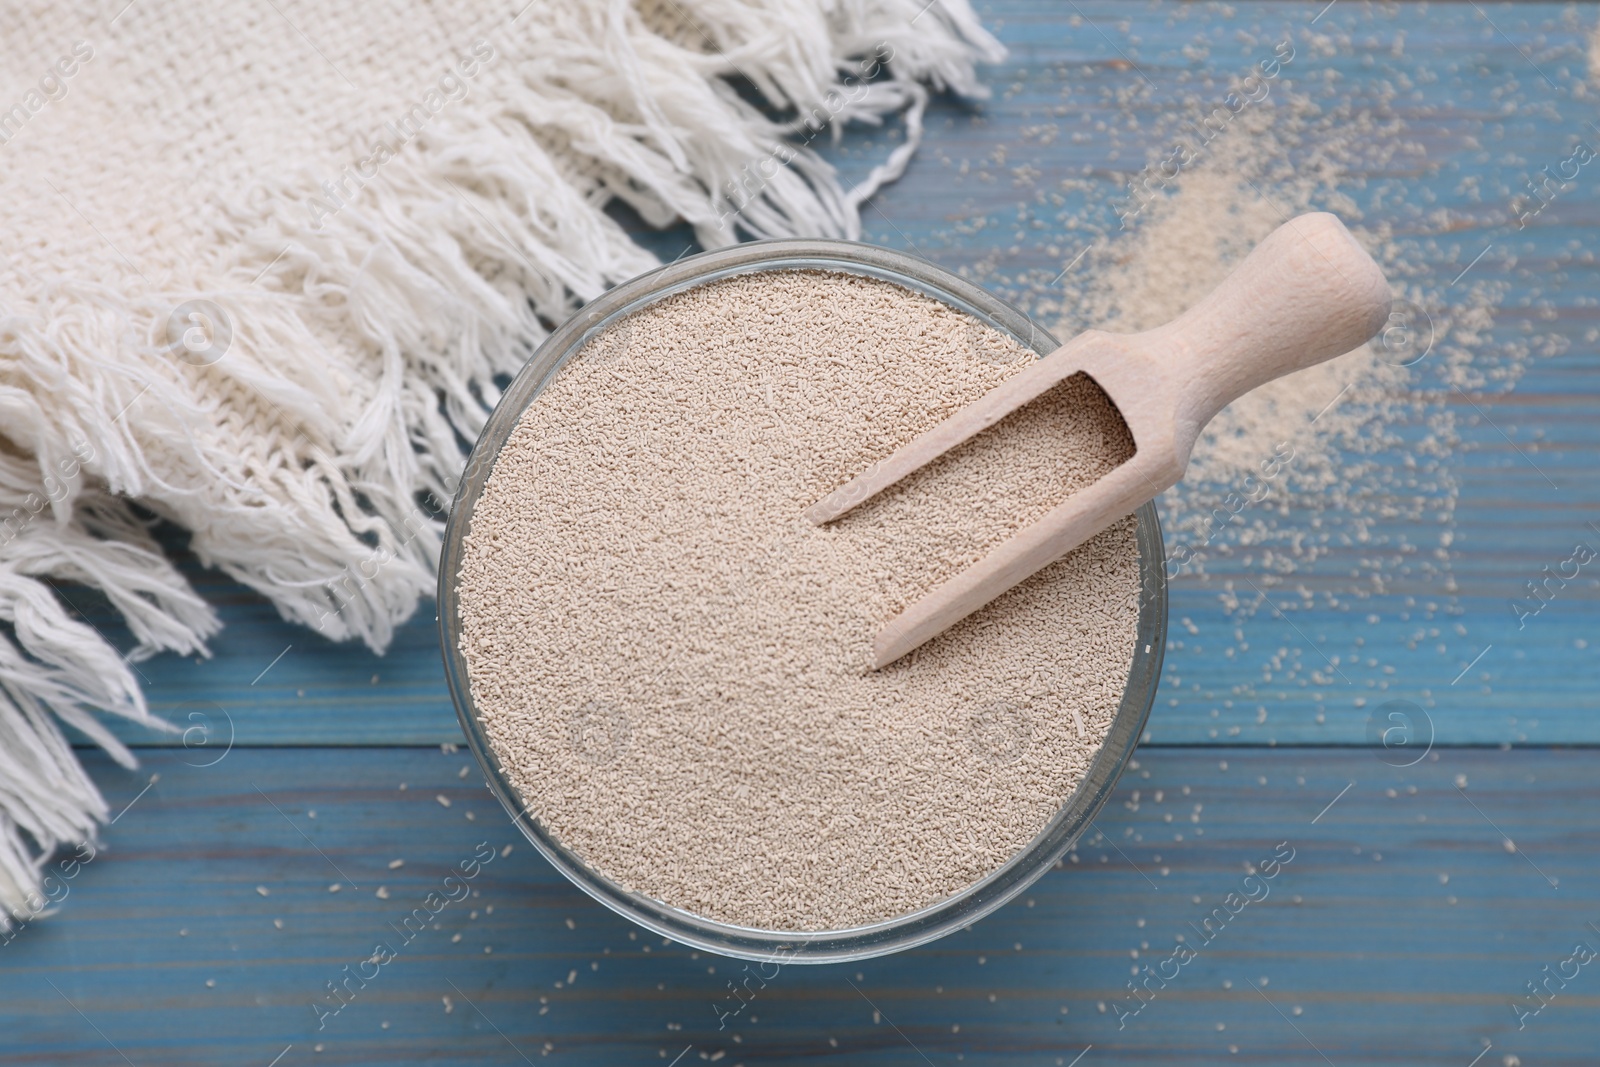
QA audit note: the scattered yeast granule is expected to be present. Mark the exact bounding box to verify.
[456,269,1143,930]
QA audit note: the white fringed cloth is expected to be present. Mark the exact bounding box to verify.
[0,0,1002,922]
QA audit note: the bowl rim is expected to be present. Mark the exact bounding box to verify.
[437,237,1168,964]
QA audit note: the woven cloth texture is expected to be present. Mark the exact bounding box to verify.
[0,0,1001,922]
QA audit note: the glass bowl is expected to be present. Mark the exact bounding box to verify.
[438,238,1167,964]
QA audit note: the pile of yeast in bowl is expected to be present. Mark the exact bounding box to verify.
[457,269,1142,931]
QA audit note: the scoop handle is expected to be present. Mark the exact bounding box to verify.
[1136,212,1391,460]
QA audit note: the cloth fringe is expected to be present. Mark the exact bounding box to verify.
[0,0,1003,925]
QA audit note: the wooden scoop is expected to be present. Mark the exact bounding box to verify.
[806,212,1392,669]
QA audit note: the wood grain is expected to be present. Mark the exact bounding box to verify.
[13,2,1600,1065]
[5,747,1597,1066]
[56,0,1600,749]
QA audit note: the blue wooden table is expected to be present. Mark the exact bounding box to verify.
[6,3,1600,1064]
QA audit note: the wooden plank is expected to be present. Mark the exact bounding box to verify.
[55,562,460,747]
[4,746,1597,1065]
[14,5,1600,1067]
[47,0,1597,749]
[850,0,1600,757]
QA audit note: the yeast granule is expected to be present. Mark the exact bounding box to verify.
[458,269,1141,930]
